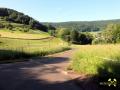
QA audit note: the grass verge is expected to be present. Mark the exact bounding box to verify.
[69,45,120,78]
[0,47,71,63]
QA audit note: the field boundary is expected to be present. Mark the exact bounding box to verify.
[0,36,54,40]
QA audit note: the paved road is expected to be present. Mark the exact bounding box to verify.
[0,50,81,90]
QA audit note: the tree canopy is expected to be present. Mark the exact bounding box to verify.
[0,8,53,32]
[44,19,120,32]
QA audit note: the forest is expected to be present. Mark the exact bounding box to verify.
[0,8,48,32]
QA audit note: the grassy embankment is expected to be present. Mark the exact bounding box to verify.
[0,30,70,62]
[69,45,120,78]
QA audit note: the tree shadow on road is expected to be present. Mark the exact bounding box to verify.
[0,56,81,90]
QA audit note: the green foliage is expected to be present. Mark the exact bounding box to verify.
[44,19,120,32]
[56,28,93,44]
[0,8,55,32]
[47,24,56,36]
[0,23,5,28]
[48,30,55,36]
[92,24,120,44]
[92,38,106,44]
[57,28,70,39]
[0,29,50,39]
[47,24,56,30]
[102,24,120,43]
[0,47,71,61]
[70,45,120,77]
[70,30,79,43]
[0,37,70,61]
[79,32,93,44]
[5,23,13,30]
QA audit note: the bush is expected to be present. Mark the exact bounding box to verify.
[79,33,93,44]
[102,24,120,43]
[48,30,56,36]
[57,28,70,40]
[23,28,29,32]
[70,30,79,43]
[57,28,93,45]
[5,23,13,30]
[0,23,5,28]
[92,38,106,44]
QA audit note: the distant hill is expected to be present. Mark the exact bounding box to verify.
[0,8,48,32]
[1,8,120,32]
[43,19,120,32]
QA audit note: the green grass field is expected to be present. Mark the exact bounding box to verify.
[0,29,50,39]
[0,30,70,62]
[0,37,70,60]
[70,45,120,77]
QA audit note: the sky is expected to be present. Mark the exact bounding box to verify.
[0,0,120,22]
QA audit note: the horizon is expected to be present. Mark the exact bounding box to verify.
[41,18,120,23]
[0,0,120,22]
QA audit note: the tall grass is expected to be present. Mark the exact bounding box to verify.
[70,45,120,77]
[0,29,50,39]
[0,37,70,62]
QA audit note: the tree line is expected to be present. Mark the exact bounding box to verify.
[93,24,120,44]
[1,8,120,45]
[50,28,93,45]
[0,8,48,32]
[50,23,120,45]
[44,19,120,32]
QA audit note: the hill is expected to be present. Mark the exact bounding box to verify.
[43,19,120,32]
[0,8,49,32]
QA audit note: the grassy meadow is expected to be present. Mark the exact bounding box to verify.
[70,44,120,77]
[0,30,70,62]
[0,29,50,39]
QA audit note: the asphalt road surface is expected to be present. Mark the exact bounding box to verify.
[0,50,81,90]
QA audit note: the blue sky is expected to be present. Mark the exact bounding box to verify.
[0,0,120,22]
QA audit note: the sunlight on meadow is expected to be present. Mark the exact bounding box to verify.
[0,37,70,60]
[0,30,50,39]
[70,45,120,75]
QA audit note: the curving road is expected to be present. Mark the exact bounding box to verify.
[0,49,81,90]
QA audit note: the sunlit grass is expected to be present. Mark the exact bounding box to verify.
[70,44,120,75]
[0,29,50,39]
[0,37,70,61]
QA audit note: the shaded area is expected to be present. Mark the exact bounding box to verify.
[0,55,80,90]
[97,60,120,78]
[97,60,120,89]
[0,49,39,61]
[0,47,71,62]
[75,60,120,90]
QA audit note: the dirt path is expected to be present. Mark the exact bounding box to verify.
[0,49,82,90]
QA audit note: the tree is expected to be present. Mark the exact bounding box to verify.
[103,24,120,43]
[48,25,56,36]
[9,12,17,20]
[0,8,9,16]
[79,33,93,44]
[0,8,49,32]
[47,24,56,30]
[6,23,13,30]
[57,28,70,40]
[70,30,79,43]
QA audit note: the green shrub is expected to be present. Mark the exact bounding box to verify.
[92,38,106,44]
